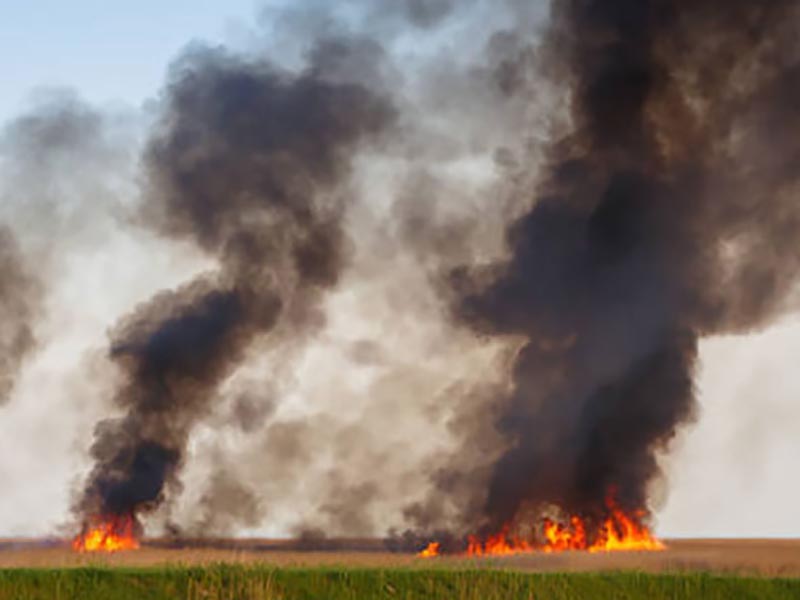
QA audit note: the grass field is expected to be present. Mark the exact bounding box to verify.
[1,539,798,599]
[1,566,799,600]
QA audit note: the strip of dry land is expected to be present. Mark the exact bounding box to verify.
[0,538,798,577]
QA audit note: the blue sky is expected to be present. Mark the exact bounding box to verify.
[0,1,269,120]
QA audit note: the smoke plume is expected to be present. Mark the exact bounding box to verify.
[75,44,392,528]
[452,0,800,536]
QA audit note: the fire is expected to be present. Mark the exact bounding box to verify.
[588,501,665,553]
[542,515,587,552]
[418,541,440,557]
[72,514,140,553]
[466,527,533,556]
[418,492,664,558]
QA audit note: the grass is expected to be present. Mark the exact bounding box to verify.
[0,566,798,600]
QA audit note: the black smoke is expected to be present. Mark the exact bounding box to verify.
[453,0,800,538]
[75,44,392,529]
[56,0,800,545]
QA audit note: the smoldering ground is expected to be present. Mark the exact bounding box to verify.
[2,0,800,546]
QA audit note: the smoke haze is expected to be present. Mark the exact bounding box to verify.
[0,228,39,404]
[0,0,798,543]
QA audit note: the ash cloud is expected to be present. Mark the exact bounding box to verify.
[450,0,800,536]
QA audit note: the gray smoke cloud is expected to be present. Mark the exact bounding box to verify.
[2,0,797,547]
[0,91,137,408]
[0,228,39,404]
[74,40,393,535]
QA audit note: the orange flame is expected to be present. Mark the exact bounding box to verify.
[466,526,533,556]
[72,515,140,553]
[542,515,587,552]
[588,500,664,553]
[417,541,440,557]
[418,492,664,558]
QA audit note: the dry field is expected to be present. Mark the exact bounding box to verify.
[1,538,798,577]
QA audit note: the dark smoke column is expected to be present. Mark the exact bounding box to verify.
[456,0,800,536]
[75,46,392,534]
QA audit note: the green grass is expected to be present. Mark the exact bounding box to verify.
[0,566,798,600]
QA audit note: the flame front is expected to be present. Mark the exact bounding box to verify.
[418,541,440,557]
[466,527,533,556]
[542,516,587,552]
[589,502,664,553]
[419,493,664,558]
[72,514,140,553]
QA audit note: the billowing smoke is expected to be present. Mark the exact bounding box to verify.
[0,92,135,418]
[1,0,788,544]
[75,44,392,529]
[451,0,800,538]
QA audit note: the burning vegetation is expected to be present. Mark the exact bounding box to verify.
[419,491,664,557]
[72,514,140,553]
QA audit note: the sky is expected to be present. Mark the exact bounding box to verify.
[0,1,261,120]
[0,1,798,539]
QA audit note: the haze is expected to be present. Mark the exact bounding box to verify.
[0,0,797,539]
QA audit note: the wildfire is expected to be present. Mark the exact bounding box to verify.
[542,499,664,553]
[418,493,664,558]
[72,514,140,553]
[588,502,665,553]
[542,515,587,552]
[418,541,440,557]
[466,527,533,556]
